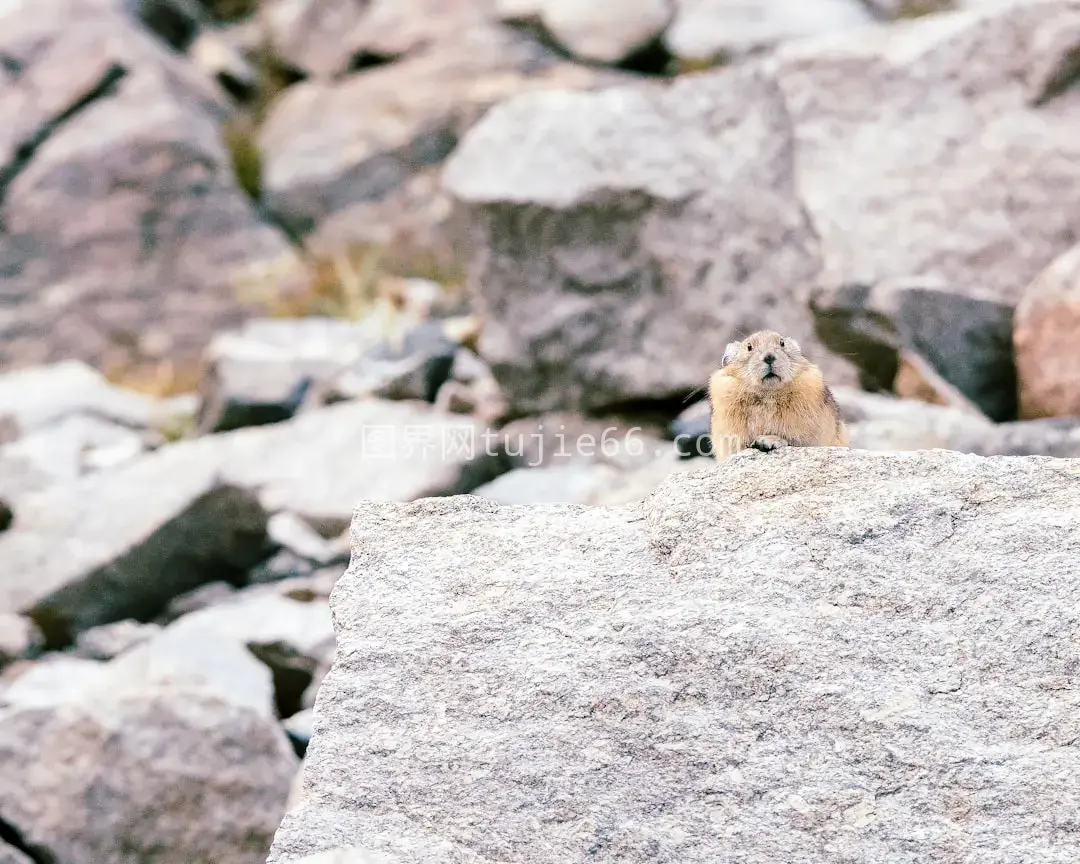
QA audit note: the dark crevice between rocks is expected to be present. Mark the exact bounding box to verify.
[500,19,676,79]
[246,641,315,728]
[0,499,12,533]
[616,35,676,77]
[1033,44,1080,106]
[592,391,706,432]
[0,63,127,206]
[344,50,398,75]
[0,810,53,864]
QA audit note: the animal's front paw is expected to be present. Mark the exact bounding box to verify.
[750,435,789,453]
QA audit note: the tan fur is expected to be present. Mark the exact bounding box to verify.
[708,329,849,462]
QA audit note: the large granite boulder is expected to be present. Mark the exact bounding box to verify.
[442,62,857,415]
[267,447,1080,863]
[772,0,1080,305]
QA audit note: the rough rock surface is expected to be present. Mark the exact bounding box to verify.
[268,448,1080,863]
[0,0,302,373]
[442,63,857,415]
[0,445,270,646]
[773,0,1080,306]
[259,33,622,263]
[1014,243,1080,419]
[0,677,298,864]
[665,0,873,63]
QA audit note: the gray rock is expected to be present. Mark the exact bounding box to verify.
[948,417,1080,458]
[267,448,1080,863]
[0,679,297,864]
[0,412,152,500]
[284,706,315,753]
[584,451,707,505]
[0,614,42,669]
[200,399,510,536]
[669,399,711,458]
[772,0,1080,307]
[470,464,624,505]
[666,0,873,64]
[539,0,673,64]
[0,0,303,373]
[268,512,347,567]
[0,361,164,435]
[192,317,380,435]
[187,27,256,98]
[1,398,504,643]
[106,614,278,718]
[259,34,627,265]
[73,618,162,660]
[810,278,1017,421]
[161,591,336,717]
[195,316,475,434]
[0,443,270,646]
[442,62,858,416]
[288,848,409,864]
[0,841,32,864]
[160,581,239,623]
[0,656,107,709]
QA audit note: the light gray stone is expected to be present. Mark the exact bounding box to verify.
[540,0,673,64]
[470,464,624,505]
[948,417,1080,457]
[73,618,162,660]
[0,656,107,709]
[585,451,707,505]
[442,62,859,416]
[499,412,669,470]
[106,616,278,718]
[810,277,1017,421]
[268,448,1080,863]
[666,0,873,63]
[0,841,32,864]
[0,360,163,435]
[0,614,42,668]
[0,412,151,500]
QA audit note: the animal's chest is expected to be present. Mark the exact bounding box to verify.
[742,400,791,439]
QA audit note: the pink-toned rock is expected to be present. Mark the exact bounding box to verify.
[0,0,302,374]
[1014,244,1080,419]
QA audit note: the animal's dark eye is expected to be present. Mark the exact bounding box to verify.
[746,343,753,351]
[779,339,785,348]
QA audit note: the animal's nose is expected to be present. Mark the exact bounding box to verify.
[763,353,776,365]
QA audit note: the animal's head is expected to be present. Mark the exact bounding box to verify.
[721,330,809,391]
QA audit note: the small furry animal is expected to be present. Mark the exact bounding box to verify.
[708,330,849,462]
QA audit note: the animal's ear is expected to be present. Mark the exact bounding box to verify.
[721,341,740,367]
